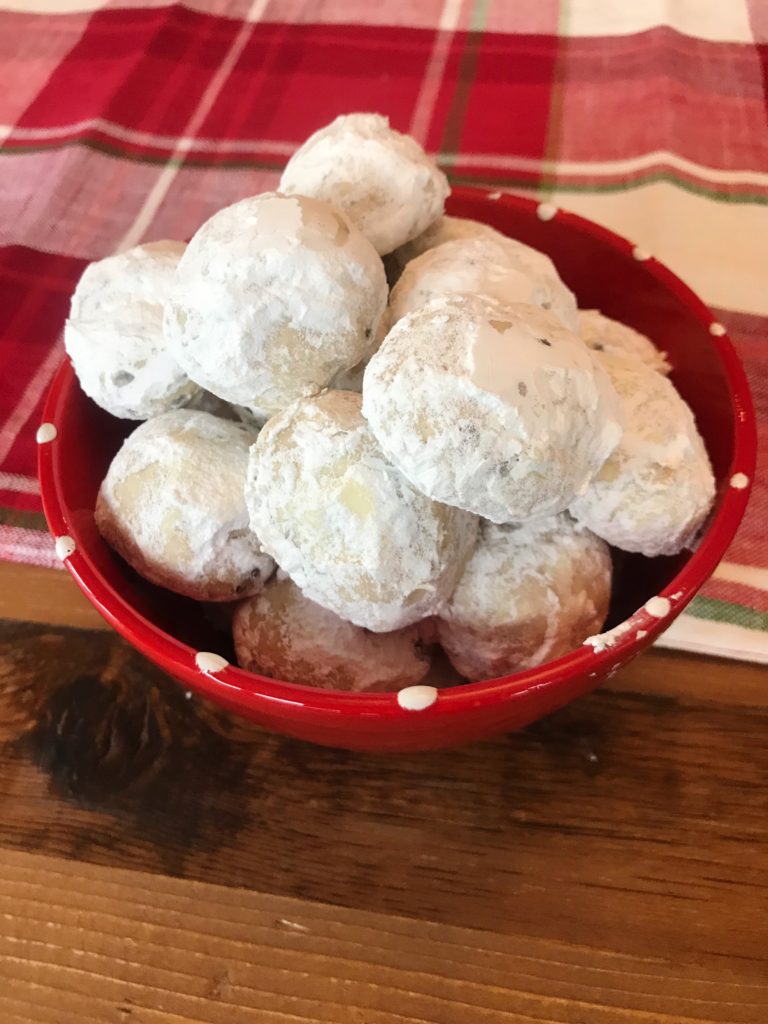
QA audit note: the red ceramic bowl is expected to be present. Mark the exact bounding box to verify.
[38,187,756,752]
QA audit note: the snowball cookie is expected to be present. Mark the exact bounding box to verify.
[96,410,275,601]
[569,354,715,556]
[164,192,387,416]
[437,516,611,680]
[247,390,478,632]
[438,516,611,680]
[363,295,624,523]
[579,309,669,374]
[389,235,579,331]
[65,241,200,420]
[279,113,450,255]
[233,575,431,692]
[390,214,504,275]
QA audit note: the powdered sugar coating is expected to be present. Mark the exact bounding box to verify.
[279,113,450,255]
[438,515,612,680]
[246,390,478,632]
[55,535,76,561]
[389,214,504,275]
[195,651,229,673]
[644,596,671,618]
[96,410,275,601]
[578,309,670,374]
[363,295,624,523]
[233,575,431,691]
[537,203,558,221]
[164,193,387,416]
[569,354,715,556]
[65,241,200,420]
[389,235,579,331]
[397,685,438,710]
[36,423,57,444]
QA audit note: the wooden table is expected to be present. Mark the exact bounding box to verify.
[1,561,766,1023]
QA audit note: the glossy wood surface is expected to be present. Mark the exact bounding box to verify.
[1,561,766,1022]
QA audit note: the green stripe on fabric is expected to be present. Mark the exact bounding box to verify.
[0,139,283,170]
[2,140,767,207]
[448,171,768,205]
[685,595,768,633]
[469,0,491,30]
[0,508,48,531]
[439,0,491,170]
[540,0,572,198]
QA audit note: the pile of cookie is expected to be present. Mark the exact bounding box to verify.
[64,113,715,692]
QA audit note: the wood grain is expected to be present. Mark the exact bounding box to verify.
[0,562,107,631]
[1,847,766,1024]
[606,645,768,706]
[1,617,767,1015]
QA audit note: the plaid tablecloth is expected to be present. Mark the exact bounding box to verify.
[1,0,766,663]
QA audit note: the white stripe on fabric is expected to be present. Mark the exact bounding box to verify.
[445,152,768,189]
[116,0,269,252]
[656,614,768,664]
[0,0,110,10]
[714,562,768,592]
[0,0,754,41]
[5,120,767,191]
[0,472,39,495]
[564,0,752,44]
[543,181,768,316]
[0,341,62,467]
[0,525,58,569]
[408,0,464,144]
[3,120,297,155]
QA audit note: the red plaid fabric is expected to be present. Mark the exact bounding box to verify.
[1,0,766,661]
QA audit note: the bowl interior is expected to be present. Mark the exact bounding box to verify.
[51,391,235,655]
[54,190,734,651]
[57,380,683,662]
[38,186,755,750]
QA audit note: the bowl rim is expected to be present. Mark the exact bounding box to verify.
[38,185,757,723]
